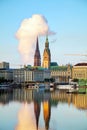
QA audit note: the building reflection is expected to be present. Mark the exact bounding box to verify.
[72,94,87,110]
[51,91,87,110]
[0,89,87,130]
[0,89,33,104]
[33,96,41,130]
[0,89,87,111]
[43,92,51,130]
[33,91,51,130]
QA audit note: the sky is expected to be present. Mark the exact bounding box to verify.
[0,0,87,68]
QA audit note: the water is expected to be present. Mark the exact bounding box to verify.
[0,89,87,130]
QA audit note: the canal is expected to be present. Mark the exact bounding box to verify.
[0,89,87,130]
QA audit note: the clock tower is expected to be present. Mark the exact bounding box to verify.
[42,36,51,69]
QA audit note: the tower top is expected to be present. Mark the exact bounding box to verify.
[45,35,49,48]
[36,37,39,51]
[46,35,48,41]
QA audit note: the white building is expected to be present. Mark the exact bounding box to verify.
[24,70,33,82]
[13,68,50,83]
[13,69,25,83]
[33,69,50,82]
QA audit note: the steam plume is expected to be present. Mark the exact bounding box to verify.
[16,14,55,65]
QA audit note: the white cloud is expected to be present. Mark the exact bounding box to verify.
[16,14,55,65]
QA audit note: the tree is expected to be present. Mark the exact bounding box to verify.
[72,78,78,82]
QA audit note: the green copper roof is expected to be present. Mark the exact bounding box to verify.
[37,66,45,70]
[50,66,68,71]
[50,62,58,66]
[32,66,45,70]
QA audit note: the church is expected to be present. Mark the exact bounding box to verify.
[34,36,51,69]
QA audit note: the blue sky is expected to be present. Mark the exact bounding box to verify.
[0,0,87,67]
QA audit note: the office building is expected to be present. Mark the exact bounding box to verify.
[72,63,87,80]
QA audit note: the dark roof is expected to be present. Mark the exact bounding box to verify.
[75,63,87,66]
[50,62,58,66]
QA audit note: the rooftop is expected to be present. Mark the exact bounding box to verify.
[50,66,68,71]
[50,62,58,66]
[75,63,87,66]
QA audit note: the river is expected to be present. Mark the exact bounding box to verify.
[0,89,87,130]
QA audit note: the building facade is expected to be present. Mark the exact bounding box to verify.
[50,64,72,83]
[13,69,25,83]
[0,69,13,81]
[34,37,41,66]
[42,36,51,69]
[13,68,50,83]
[72,63,87,80]
[33,69,50,82]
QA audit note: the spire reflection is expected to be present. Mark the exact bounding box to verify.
[34,100,41,130]
[43,93,51,130]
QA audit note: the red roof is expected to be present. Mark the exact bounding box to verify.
[75,63,87,66]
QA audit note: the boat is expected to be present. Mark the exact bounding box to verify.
[57,84,73,90]
[57,84,78,93]
[66,85,78,93]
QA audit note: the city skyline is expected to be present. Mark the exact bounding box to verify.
[0,0,87,68]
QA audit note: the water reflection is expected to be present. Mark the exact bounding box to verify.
[0,89,87,110]
[15,103,36,130]
[34,96,41,130]
[33,91,51,130]
[14,90,51,130]
[43,96,51,130]
[0,89,87,130]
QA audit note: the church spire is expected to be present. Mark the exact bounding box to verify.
[36,37,39,51]
[34,37,41,66]
[45,35,49,48]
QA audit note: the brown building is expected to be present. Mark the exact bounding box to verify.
[72,63,87,80]
[34,37,41,66]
